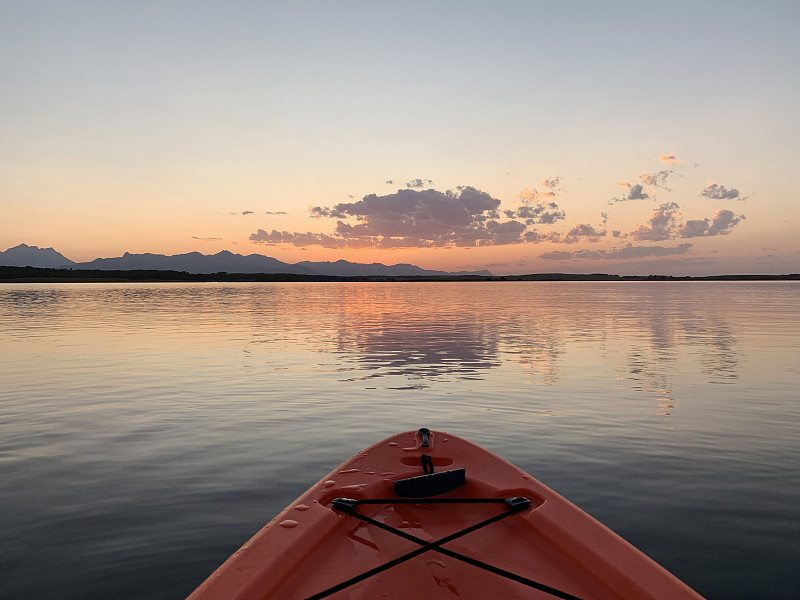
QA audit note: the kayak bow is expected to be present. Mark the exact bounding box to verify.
[188,429,704,600]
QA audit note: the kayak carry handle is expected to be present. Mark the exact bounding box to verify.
[418,427,430,447]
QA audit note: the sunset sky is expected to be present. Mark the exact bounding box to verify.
[2,1,799,275]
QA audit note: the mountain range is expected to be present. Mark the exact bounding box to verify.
[0,244,493,277]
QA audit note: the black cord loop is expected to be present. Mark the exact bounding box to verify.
[421,454,434,475]
[302,497,587,600]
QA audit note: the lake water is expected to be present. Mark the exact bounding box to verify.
[1,281,798,599]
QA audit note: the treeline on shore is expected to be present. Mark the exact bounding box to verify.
[1,265,798,283]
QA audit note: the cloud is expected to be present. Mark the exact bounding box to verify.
[229,209,287,216]
[524,230,566,243]
[540,243,693,261]
[505,203,566,225]
[700,182,746,201]
[625,202,744,241]
[611,183,651,204]
[521,223,606,245]
[517,187,557,202]
[637,169,673,190]
[627,184,650,200]
[249,229,354,249]
[628,202,682,241]
[658,150,682,165]
[310,205,349,218]
[506,186,567,224]
[678,209,745,238]
[541,176,563,190]
[563,224,606,243]
[253,187,538,248]
[249,174,746,252]
[406,178,434,189]
[611,243,693,259]
[192,236,222,242]
[538,249,607,260]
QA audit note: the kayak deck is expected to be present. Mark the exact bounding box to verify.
[188,429,704,600]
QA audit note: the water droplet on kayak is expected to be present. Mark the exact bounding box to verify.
[323,480,336,488]
[338,468,360,474]
[388,442,399,447]
[278,520,298,528]
[294,504,310,511]
[342,484,367,492]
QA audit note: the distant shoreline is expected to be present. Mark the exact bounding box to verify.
[1,266,798,283]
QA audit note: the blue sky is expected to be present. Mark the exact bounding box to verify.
[2,1,799,274]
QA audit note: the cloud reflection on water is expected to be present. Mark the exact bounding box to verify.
[241,282,742,395]
[2,282,742,401]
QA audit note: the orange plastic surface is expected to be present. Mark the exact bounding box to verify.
[187,430,705,600]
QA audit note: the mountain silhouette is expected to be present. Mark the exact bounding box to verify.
[297,259,491,277]
[1,245,494,276]
[71,250,318,274]
[0,244,76,268]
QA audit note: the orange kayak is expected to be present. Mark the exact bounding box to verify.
[188,429,704,600]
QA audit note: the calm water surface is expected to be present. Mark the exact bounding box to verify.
[1,282,798,599]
